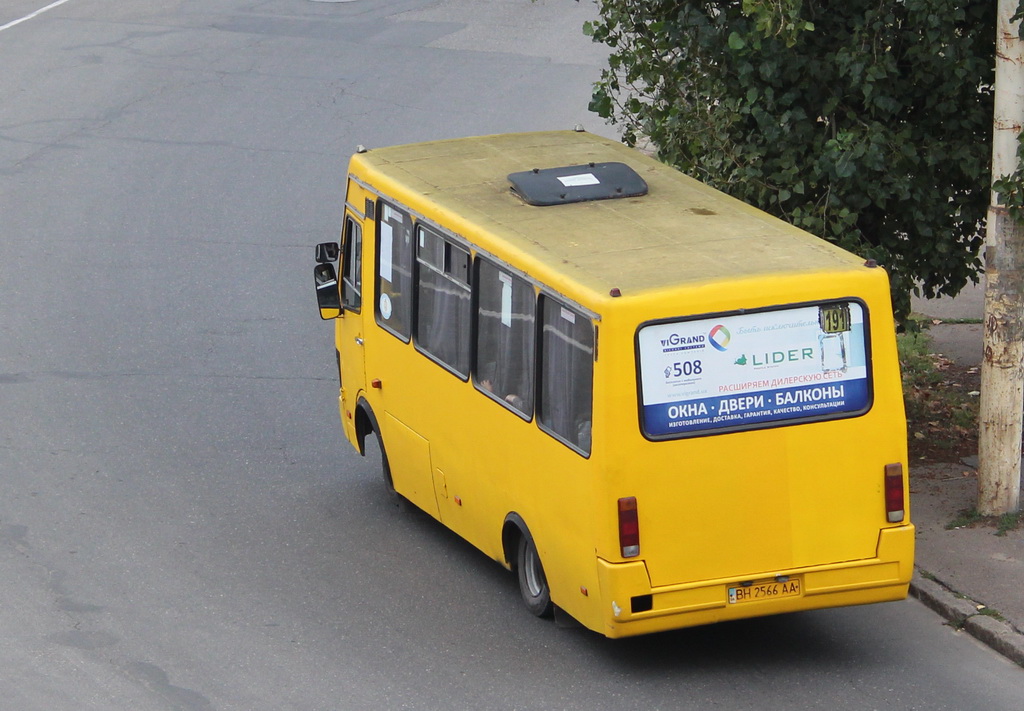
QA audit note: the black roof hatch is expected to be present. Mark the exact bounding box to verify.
[508,161,648,206]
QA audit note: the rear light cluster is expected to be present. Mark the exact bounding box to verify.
[618,496,640,557]
[884,463,905,523]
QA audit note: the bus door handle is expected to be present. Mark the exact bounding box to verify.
[355,337,364,346]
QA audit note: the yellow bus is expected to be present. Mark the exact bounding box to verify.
[312,130,913,638]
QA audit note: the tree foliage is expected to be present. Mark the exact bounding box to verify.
[585,1,995,320]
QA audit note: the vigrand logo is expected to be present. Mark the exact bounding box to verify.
[660,332,705,353]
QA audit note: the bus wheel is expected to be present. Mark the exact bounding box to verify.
[374,430,396,495]
[372,431,409,511]
[517,534,553,618]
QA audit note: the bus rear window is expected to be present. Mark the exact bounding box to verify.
[636,301,871,439]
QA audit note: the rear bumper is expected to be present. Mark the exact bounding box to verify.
[595,524,915,638]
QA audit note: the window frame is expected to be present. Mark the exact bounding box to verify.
[472,256,537,421]
[341,214,362,313]
[374,199,415,343]
[413,223,472,379]
[536,295,596,457]
[634,299,874,441]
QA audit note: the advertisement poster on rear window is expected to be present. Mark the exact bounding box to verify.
[637,302,870,437]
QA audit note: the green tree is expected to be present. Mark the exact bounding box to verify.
[586,1,994,321]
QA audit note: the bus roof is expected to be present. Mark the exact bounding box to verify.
[350,131,866,296]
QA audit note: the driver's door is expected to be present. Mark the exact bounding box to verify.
[337,209,366,449]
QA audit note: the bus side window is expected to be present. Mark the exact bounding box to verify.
[415,225,471,377]
[538,297,594,455]
[341,216,362,312]
[474,258,535,417]
[375,201,414,341]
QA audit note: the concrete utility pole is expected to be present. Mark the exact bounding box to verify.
[979,0,1024,516]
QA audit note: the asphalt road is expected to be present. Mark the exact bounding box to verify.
[1,1,1022,709]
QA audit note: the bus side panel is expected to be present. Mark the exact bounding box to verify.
[381,412,438,519]
[361,333,607,630]
[368,339,606,629]
[507,434,605,630]
[359,327,442,520]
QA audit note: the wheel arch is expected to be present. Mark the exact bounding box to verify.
[354,396,378,456]
[355,398,396,495]
[501,512,529,571]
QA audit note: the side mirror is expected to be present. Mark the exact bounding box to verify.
[314,263,341,320]
[316,242,340,264]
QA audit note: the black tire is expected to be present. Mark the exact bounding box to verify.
[370,430,406,511]
[374,430,396,496]
[516,534,553,618]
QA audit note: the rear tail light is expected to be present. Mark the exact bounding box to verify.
[884,463,905,523]
[618,496,640,557]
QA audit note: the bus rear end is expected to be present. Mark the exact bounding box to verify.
[592,266,912,638]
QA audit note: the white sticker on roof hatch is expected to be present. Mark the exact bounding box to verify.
[557,173,600,187]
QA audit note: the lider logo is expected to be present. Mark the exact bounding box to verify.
[709,324,731,351]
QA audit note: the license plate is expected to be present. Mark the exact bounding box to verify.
[728,578,801,604]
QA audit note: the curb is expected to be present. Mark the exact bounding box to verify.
[910,569,1024,668]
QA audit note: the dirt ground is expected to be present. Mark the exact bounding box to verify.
[905,354,980,464]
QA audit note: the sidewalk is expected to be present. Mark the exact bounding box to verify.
[909,282,1024,667]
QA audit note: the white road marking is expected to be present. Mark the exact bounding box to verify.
[0,0,75,33]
